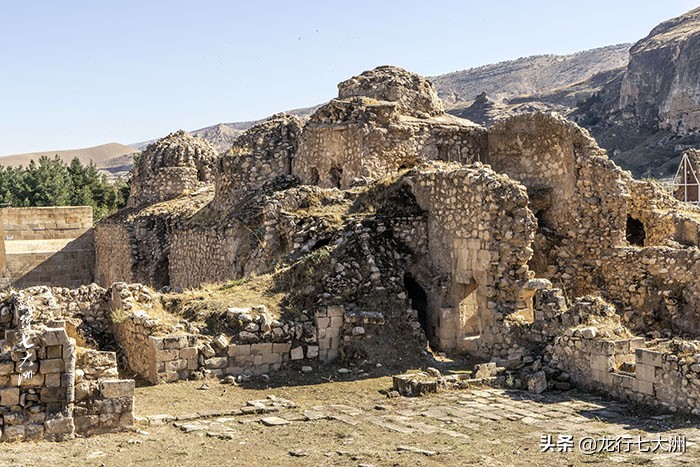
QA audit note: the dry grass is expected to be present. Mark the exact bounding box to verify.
[162,274,290,335]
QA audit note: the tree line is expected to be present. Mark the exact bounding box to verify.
[0,156,129,220]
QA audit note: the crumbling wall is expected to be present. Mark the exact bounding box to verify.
[628,175,700,248]
[95,188,213,288]
[337,65,445,118]
[0,290,134,442]
[553,334,700,414]
[169,184,344,289]
[74,350,134,436]
[487,114,628,288]
[0,326,76,442]
[294,66,487,189]
[110,283,198,384]
[213,113,302,212]
[128,130,218,208]
[483,113,700,339]
[94,223,132,287]
[407,162,536,357]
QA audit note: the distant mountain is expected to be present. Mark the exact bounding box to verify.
[0,143,137,172]
[430,44,631,107]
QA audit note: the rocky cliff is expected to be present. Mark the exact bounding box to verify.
[619,7,700,135]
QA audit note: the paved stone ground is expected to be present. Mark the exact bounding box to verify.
[156,387,699,465]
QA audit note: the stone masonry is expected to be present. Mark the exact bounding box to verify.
[127,130,218,208]
[0,206,94,289]
[83,64,700,417]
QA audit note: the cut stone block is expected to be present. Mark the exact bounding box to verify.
[290,346,304,361]
[100,379,135,399]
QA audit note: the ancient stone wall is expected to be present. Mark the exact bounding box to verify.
[553,333,700,415]
[109,283,198,384]
[2,207,93,241]
[1,206,94,289]
[169,184,344,289]
[95,188,213,289]
[338,65,445,118]
[0,290,134,442]
[315,305,343,362]
[74,350,134,436]
[295,98,486,189]
[407,162,536,357]
[294,66,487,189]
[213,114,302,212]
[482,113,700,339]
[0,326,76,442]
[168,227,245,290]
[94,223,133,287]
[487,113,628,287]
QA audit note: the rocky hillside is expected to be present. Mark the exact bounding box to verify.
[620,6,700,135]
[571,6,700,177]
[430,44,630,106]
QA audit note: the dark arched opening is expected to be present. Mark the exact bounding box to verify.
[329,167,343,189]
[310,237,332,251]
[404,272,428,332]
[626,216,646,246]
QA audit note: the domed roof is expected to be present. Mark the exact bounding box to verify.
[337,65,444,117]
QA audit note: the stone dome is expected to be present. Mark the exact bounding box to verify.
[337,65,445,118]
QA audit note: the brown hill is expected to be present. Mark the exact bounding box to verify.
[0,142,137,169]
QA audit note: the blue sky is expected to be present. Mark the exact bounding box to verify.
[0,1,698,154]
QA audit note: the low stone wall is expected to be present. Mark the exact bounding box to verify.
[215,342,294,376]
[552,333,700,414]
[111,301,344,382]
[112,312,198,384]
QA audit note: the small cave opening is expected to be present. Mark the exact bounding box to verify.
[437,144,449,161]
[329,167,343,189]
[310,167,320,185]
[404,272,428,332]
[535,209,549,230]
[626,215,646,247]
[310,237,332,251]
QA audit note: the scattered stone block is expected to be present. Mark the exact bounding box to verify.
[527,371,547,394]
[260,416,290,426]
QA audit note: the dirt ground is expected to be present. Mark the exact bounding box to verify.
[2,364,699,467]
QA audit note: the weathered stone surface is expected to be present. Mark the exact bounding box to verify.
[100,379,135,399]
[527,371,547,394]
[620,7,700,135]
[0,387,20,406]
[338,65,444,118]
[128,130,219,208]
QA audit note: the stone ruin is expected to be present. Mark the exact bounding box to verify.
[294,66,486,188]
[7,64,700,441]
[127,130,219,208]
[0,289,133,442]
